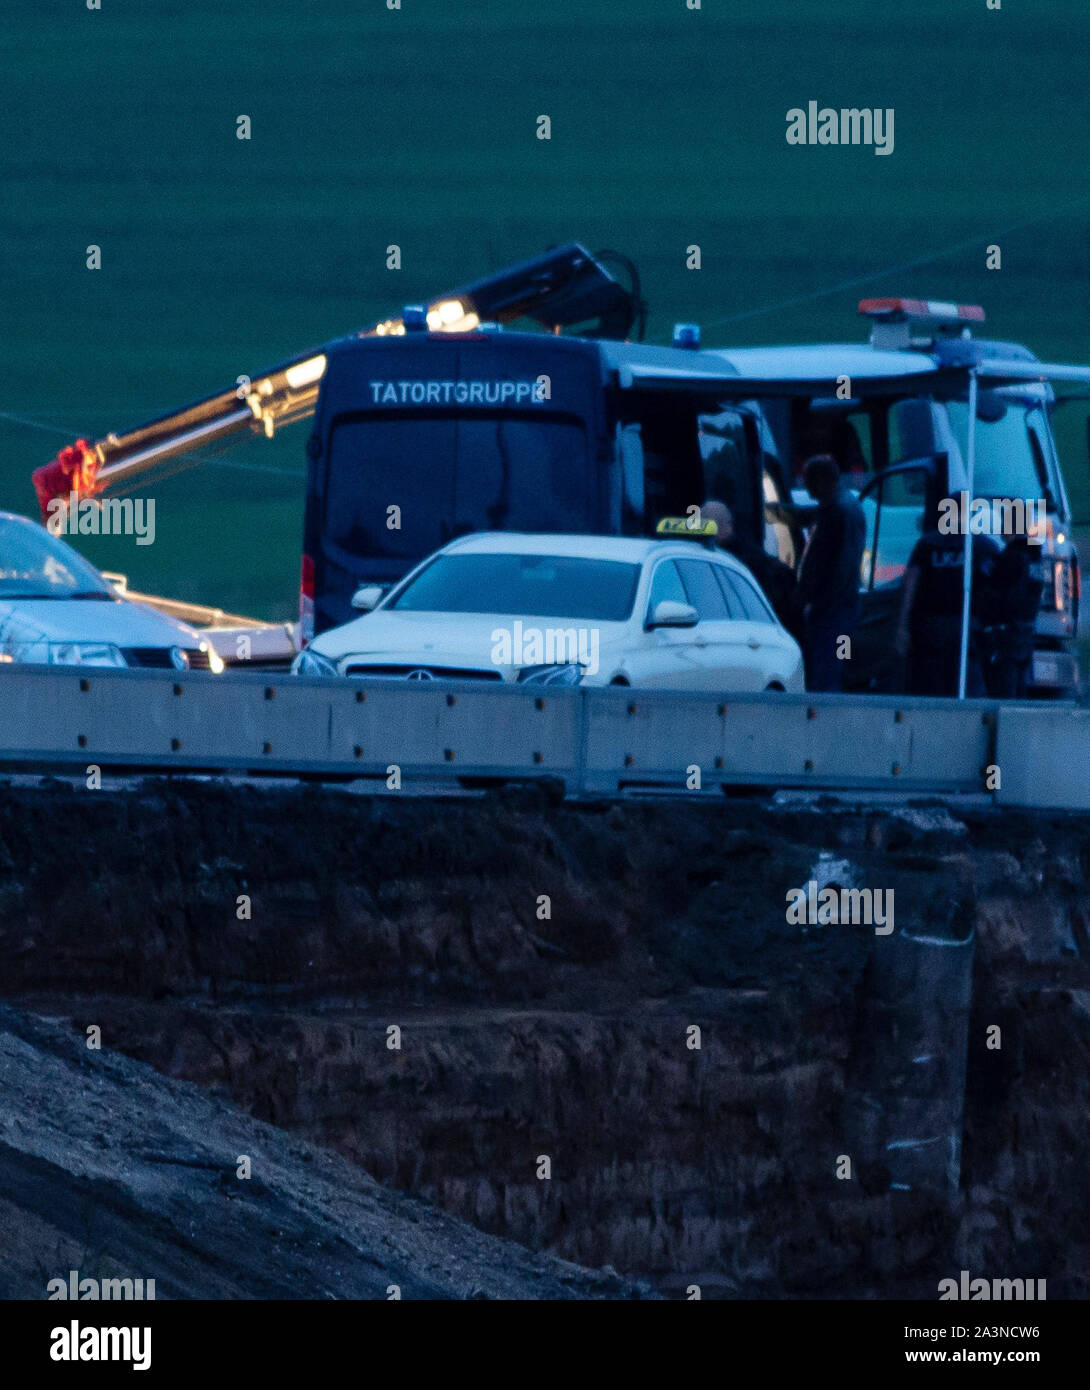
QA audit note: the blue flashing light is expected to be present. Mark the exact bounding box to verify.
[673,323,701,349]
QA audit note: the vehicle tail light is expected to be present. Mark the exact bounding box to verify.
[1055,558,1074,615]
[1046,557,1078,635]
[300,553,315,645]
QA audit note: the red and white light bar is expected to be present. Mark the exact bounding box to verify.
[859,298,985,325]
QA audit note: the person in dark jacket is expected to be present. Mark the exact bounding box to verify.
[795,456,867,691]
[978,534,1045,699]
[702,500,802,640]
[894,529,1001,697]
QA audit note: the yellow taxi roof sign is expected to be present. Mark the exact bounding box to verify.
[655,515,719,539]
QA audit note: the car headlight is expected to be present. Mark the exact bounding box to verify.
[517,663,584,687]
[1,640,48,665]
[47,642,127,668]
[291,646,340,677]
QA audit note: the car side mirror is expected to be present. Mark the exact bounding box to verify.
[351,584,384,612]
[648,599,698,629]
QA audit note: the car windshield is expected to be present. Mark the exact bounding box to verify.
[0,516,112,599]
[947,400,1050,501]
[389,553,641,621]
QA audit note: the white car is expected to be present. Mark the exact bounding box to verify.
[0,511,224,671]
[293,531,804,692]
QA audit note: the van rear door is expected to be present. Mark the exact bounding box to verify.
[851,456,947,693]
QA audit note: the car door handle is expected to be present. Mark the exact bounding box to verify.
[747,638,761,649]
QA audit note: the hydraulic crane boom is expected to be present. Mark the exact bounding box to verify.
[32,243,643,520]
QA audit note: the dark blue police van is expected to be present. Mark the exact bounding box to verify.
[301,322,774,638]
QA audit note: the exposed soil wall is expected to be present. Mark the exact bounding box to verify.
[2,779,1088,1297]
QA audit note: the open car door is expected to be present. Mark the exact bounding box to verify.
[849,454,950,693]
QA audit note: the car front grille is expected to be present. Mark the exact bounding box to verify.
[122,647,175,669]
[343,664,502,681]
[122,647,212,670]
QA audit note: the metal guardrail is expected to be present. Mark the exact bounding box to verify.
[993,705,1090,810]
[580,688,993,795]
[0,665,1034,800]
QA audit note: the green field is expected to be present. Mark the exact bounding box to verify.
[3,0,1089,618]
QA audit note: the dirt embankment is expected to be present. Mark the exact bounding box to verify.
[0,1005,642,1300]
[2,779,1089,1298]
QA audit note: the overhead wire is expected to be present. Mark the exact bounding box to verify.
[653,193,1090,342]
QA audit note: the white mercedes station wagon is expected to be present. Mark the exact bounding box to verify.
[293,531,804,693]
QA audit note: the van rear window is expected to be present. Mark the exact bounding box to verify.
[323,412,592,560]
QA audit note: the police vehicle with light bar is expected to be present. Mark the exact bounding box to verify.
[33,248,1089,696]
[31,245,781,655]
[300,305,778,640]
[694,298,1090,696]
